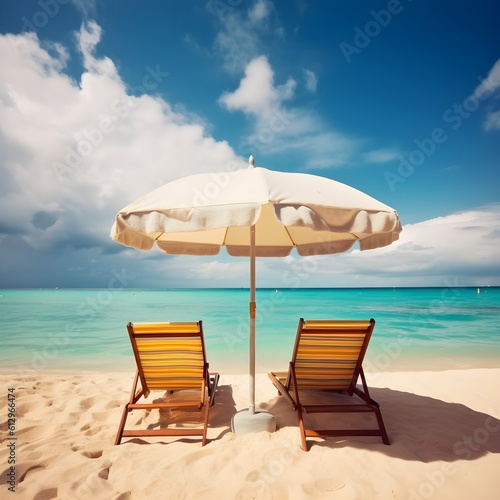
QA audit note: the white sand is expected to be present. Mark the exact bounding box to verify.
[1,369,500,499]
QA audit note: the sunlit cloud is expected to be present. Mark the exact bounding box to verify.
[0,25,244,257]
[211,4,371,169]
[218,55,357,168]
[342,204,500,286]
[219,55,295,121]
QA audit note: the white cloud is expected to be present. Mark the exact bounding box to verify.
[277,130,357,169]
[303,69,317,93]
[70,0,96,17]
[474,58,500,97]
[75,20,118,79]
[472,58,500,132]
[329,204,500,287]
[211,0,281,73]
[363,149,400,164]
[248,0,271,25]
[212,6,360,169]
[218,56,357,168]
[212,8,260,74]
[484,109,500,131]
[0,25,245,255]
[395,206,500,268]
[194,260,249,281]
[219,56,295,120]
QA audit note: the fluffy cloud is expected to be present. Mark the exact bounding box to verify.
[219,55,357,168]
[298,204,500,287]
[219,55,295,120]
[211,4,366,169]
[0,23,244,258]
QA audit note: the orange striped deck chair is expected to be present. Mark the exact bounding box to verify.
[268,318,389,450]
[115,321,219,446]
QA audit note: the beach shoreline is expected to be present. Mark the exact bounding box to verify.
[4,348,500,377]
[1,368,500,499]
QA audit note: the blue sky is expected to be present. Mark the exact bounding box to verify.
[0,0,499,288]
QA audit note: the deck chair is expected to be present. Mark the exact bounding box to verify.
[268,318,389,450]
[115,321,219,446]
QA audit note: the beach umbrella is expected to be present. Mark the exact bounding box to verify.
[110,156,402,432]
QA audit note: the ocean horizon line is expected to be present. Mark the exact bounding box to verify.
[1,285,498,291]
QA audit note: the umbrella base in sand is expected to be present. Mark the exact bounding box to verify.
[231,409,276,434]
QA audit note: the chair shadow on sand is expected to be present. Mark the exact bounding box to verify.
[261,387,500,462]
[121,384,237,445]
[202,384,237,434]
[113,382,500,461]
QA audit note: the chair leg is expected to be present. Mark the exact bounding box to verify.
[296,405,308,451]
[208,372,220,407]
[354,383,390,445]
[201,403,210,446]
[375,406,390,445]
[115,405,130,445]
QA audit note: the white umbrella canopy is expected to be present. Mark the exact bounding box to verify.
[110,157,402,431]
[112,159,401,257]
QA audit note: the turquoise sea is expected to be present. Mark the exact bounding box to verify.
[1,287,499,374]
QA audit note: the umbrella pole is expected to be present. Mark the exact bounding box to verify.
[249,224,256,415]
[230,223,275,434]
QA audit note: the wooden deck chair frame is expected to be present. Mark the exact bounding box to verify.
[115,321,219,446]
[268,318,389,450]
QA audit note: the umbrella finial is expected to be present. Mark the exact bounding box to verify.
[249,155,255,168]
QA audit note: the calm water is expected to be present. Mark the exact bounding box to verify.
[1,287,499,374]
